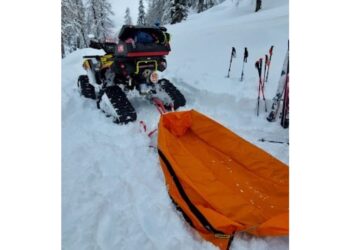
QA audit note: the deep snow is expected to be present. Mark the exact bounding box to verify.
[62,0,289,249]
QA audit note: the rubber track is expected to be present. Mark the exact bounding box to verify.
[159,79,186,110]
[77,75,96,100]
[104,86,137,124]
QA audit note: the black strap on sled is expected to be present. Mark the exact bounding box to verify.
[158,148,236,249]
[158,149,225,235]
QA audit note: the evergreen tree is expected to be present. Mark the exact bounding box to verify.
[197,0,205,12]
[86,0,114,40]
[61,0,88,57]
[170,0,188,24]
[146,0,166,25]
[73,0,88,48]
[137,0,146,25]
[61,0,71,57]
[206,0,215,9]
[145,0,224,26]
[162,0,173,24]
[124,7,133,25]
[189,0,223,13]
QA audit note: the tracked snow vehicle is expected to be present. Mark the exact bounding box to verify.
[77,25,186,124]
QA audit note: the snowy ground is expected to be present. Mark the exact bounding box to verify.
[62,1,289,249]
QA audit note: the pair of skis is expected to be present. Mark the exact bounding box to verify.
[226,47,248,81]
[255,46,274,116]
[279,67,289,128]
[266,43,289,129]
[255,58,268,116]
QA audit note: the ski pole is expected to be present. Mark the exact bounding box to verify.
[263,54,268,84]
[265,45,274,82]
[226,47,236,78]
[255,58,267,115]
[261,54,269,112]
[259,138,289,145]
[261,65,268,113]
[255,58,262,116]
[240,47,248,81]
[262,86,268,113]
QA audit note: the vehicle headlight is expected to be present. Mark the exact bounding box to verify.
[150,71,159,84]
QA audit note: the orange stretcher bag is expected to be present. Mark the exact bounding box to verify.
[157,110,289,250]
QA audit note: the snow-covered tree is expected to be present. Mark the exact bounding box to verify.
[162,0,173,24]
[188,0,223,13]
[62,0,71,57]
[145,0,224,26]
[124,7,133,25]
[197,0,205,12]
[137,0,146,25]
[170,0,188,24]
[146,0,166,25]
[61,0,88,57]
[73,0,88,48]
[86,0,114,40]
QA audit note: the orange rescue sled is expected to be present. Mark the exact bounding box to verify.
[157,110,289,250]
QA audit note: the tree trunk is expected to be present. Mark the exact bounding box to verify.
[77,36,81,49]
[255,0,262,12]
[61,35,65,58]
[92,7,99,38]
[80,28,88,48]
[198,0,204,13]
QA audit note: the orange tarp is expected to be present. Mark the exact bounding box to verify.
[157,110,289,250]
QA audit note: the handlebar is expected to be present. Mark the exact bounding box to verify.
[89,39,116,54]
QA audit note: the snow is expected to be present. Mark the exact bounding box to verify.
[62,0,289,249]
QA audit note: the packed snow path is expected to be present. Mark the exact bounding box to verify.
[62,1,289,249]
